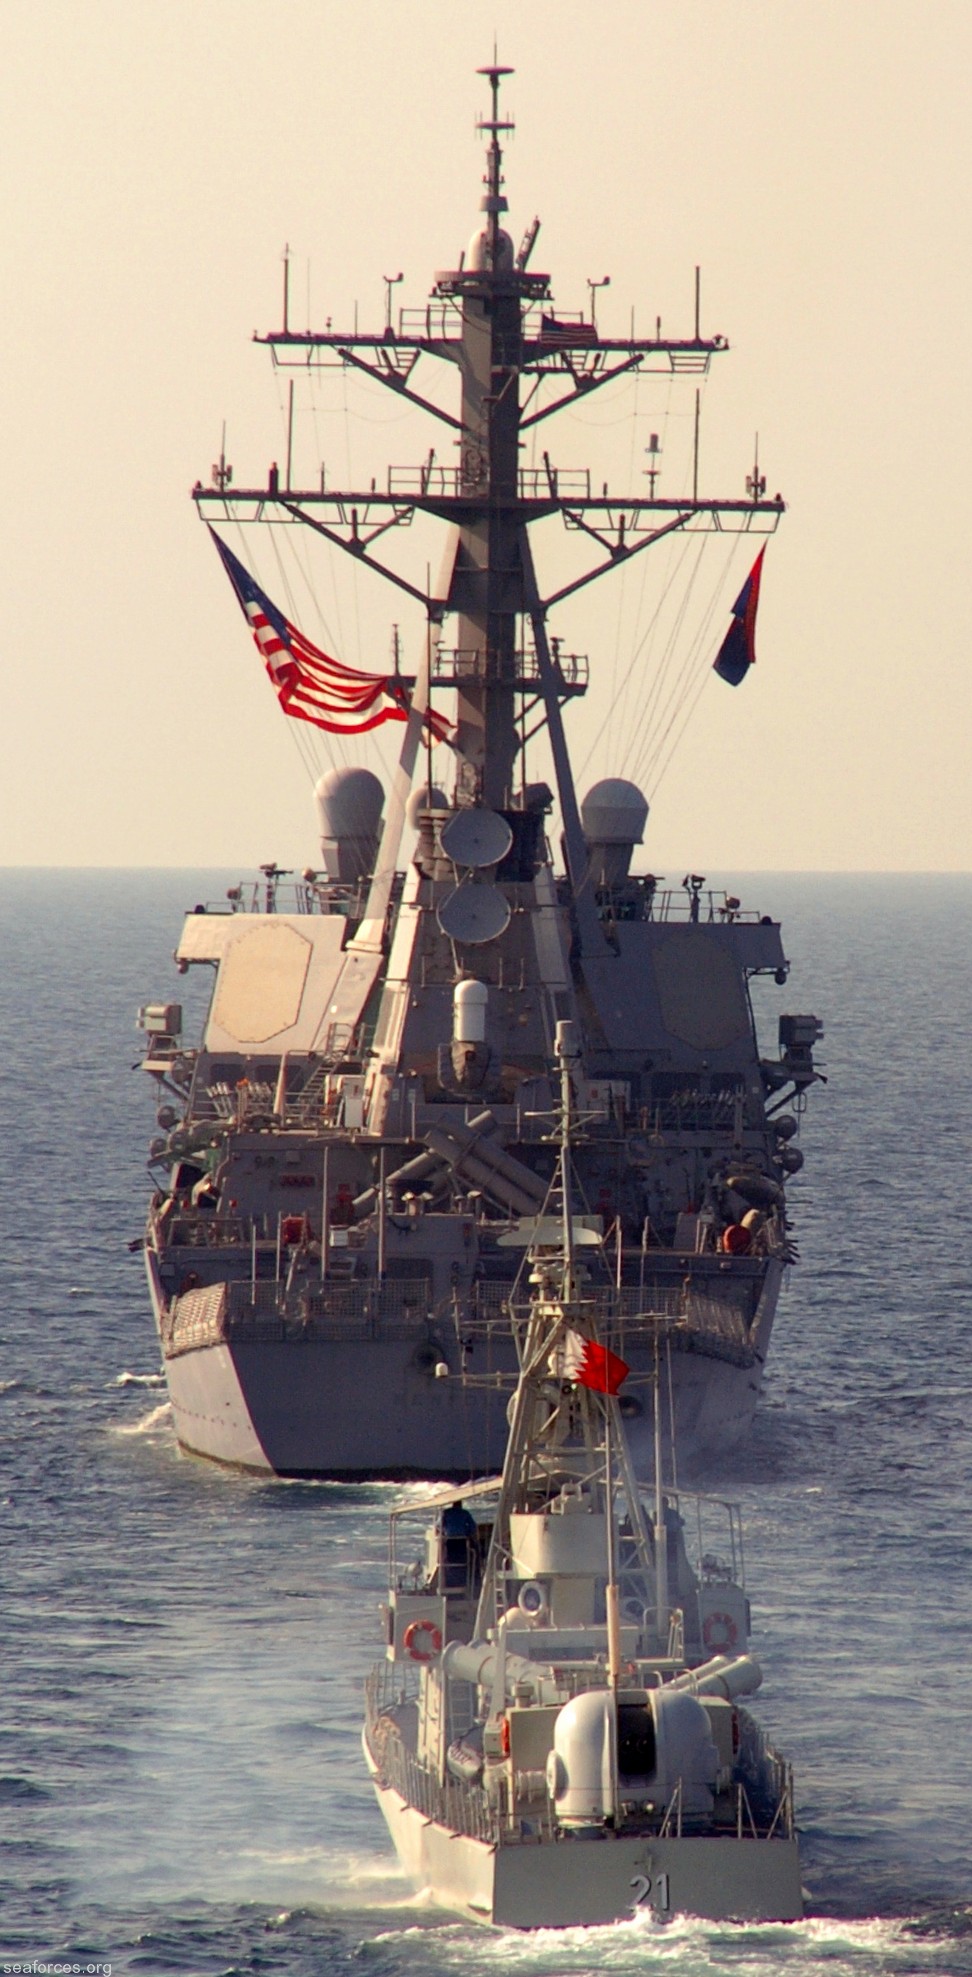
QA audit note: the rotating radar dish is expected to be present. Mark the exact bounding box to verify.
[437,883,511,945]
[439,806,513,869]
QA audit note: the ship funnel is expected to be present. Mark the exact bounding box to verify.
[314,767,384,882]
[580,778,649,887]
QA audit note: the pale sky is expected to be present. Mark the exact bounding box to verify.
[4,0,970,871]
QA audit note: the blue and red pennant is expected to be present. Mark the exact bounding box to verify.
[712,546,765,687]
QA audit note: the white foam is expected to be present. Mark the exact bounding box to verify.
[368,1909,925,1974]
[111,1401,172,1437]
[113,1370,166,1388]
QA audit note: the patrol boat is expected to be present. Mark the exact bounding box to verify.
[137,64,823,1477]
[363,1018,801,1927]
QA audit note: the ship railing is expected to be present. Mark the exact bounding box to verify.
[180,875,389,919]
[387,463,594,501]
[188,1039,375,1130]
[636,887,767,924]
[735,1712,796,1838]
[764,1763,796,1842]
[459,1279,753,1363]
[152,1211,251,1249]
[399,303,461,341]
[226,1277,432,1318]
[431,644,589,690]
[655,1772,791,1844]
[164,1275,439,1355]
[364,1669,498,1843]
[226,1275,435,1340]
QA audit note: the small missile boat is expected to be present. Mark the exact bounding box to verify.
[363,1018,801,1927]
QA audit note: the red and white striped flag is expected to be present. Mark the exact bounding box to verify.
[209,528,451,741]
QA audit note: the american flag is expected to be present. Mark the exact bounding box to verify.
[209,529,451,740]
[538,313,599,347]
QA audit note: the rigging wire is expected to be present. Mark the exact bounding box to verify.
[608,370,677,767]
[574,530,696,786]
[647,550,737,797]
[342,364,364,672]
[224,514,322,795]
[619,535,712,787]
[266,528,347,782]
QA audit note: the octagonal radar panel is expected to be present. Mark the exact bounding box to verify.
[437,882,511,945]
[439,805,513,869]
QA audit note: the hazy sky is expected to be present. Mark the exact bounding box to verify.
[4,0,970,871]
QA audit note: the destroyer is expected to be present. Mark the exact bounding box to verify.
[138,65,822,1477]
[363,1019,801,1926]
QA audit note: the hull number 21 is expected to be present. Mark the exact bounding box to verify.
[630,1871,671,1912]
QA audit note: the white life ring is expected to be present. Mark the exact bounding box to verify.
[403,1618,443,1662]
[702,1609,739,1653]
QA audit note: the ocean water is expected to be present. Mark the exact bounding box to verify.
[2,868,972,1976]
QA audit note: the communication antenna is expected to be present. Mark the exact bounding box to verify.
[212,423,232,492]
[440,807,513,868]
[587,275,611,328]
[747,435,766,502]
[437,883,511,945]
[383,271,403,334]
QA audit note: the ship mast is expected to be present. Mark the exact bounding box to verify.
[194,66,784,934]
[438,62,522,809]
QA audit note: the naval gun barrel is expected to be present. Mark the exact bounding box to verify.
[441,1641,763,1710]
[441,1637,561,1707]
[667,1653,763,1699]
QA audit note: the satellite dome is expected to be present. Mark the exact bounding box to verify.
[405,783,449,831]
[314,766,384,882]
[466,226,515,274]
[581,778,649,887]
[580,778,649,844]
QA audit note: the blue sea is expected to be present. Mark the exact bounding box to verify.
[3,869,972,1976]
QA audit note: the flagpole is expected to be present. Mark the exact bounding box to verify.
[350,630,432,954]
[425,589,434,797]
[604,1394,621,1829]
[320,1141,330,1283]
[653,1323,669,1645]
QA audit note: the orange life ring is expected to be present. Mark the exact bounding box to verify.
[703,1610,739,1653]
[498,1712,511,1757]
[403,1618,442,1662]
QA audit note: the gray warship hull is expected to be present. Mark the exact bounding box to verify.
[147,1242,783,1477]
[366,1759,802,1927]
[137,65,822,1483]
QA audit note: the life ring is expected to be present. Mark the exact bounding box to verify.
[703,1610,739,1653]
[403,1618,442,1662]
[517,1580,549,1622]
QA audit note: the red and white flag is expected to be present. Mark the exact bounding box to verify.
[559,1330,630,1396]
[209,528,451,741]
